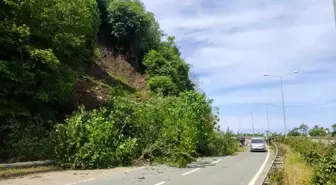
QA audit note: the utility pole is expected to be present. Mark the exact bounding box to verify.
[238,118,241,136]
[251,112,255,135]
[266,104,270,138]
[280,77,288,138]
[264,70,299,138]
[239,118,241,133]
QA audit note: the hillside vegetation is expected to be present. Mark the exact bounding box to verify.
[0,0,237,168]
[281,138,336,185]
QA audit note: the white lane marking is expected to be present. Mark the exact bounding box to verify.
[211,159,222,164]
[181,168,201,176]
[248,149,270,185]
[226,156,231,158]
[154,181,166,185]
[123,166,145,173]
[64,178,95,185]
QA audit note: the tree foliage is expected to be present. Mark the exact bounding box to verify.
[309,125,328,137]
[299,123,309,136]
[148,76,177,96]
[0,0,100,162]
[144,38,194,95]
[331,124,336,137]
[282,138,336,185]
[1,0,231,169]
[288,128,301,136]
[54,91,225,169]
[104,0,161,67]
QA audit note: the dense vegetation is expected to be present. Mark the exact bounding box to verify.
[281,137,336,185]
[288,123,335,137]
[0,0,100,162]
[0,0,238,167]
[237,132,265,137]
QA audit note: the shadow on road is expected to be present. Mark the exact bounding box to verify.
[186,160,215,168]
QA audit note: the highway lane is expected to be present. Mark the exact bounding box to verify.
[80,149,269,185]
[0,148,271,185]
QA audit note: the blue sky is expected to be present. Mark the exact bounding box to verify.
[142,0,336,133]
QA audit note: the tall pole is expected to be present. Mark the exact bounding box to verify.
[266,104,270,138]
[264,71,298,138]
[238,118,241,135]
[280,77,288,138]
[251,112,255,135]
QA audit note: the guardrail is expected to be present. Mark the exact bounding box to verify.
[0,160,55,169]
[262,142,281,185]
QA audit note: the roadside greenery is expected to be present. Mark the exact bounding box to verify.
[332,124,336,137]
[288,123,333,137]
[237,133,264,137]
[0,0,99,162]
[270,144,312,185]
[1,0,238,168]
[281,137,336,185]
[54,91,228,169]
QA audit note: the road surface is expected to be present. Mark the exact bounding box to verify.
[0,149,273,185]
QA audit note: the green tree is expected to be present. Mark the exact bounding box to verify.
[309,125,327,137]
[148,76,178,96]
[331,123,336,137]
[298,123,309,136]
[0,0,100,162]
[144,47,194,95]
[288,127,300,136]
[157,37,194,91]
[105,0,161,67]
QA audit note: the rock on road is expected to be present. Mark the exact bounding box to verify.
[0,148,274,185]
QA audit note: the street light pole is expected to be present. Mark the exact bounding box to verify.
[251,112,255,135]
[264,70,299,138]
[238,118,241,135]
[280,77,288,138]
[266,104,270,138]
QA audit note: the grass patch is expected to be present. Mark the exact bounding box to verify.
[269,145,275,151]
[282,145,312,185]
[0,166,59,179]
[269,169,284,185]
[238,147,246,152]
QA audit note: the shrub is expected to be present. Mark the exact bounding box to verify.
[54,91,224,169]
[54,106,138,169]
[282,138,336,185]
[204,131,238,156]
[0,0,99,162]
[105,0,161,62]
[148,76,177,96]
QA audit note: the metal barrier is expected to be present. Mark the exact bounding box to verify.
[262,142,281,185]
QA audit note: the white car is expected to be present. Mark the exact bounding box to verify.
[250,137,268,152]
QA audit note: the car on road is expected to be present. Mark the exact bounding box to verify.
[250,137,267,152]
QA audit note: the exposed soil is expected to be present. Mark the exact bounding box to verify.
[56,44,148,118]
[98,45,148,90]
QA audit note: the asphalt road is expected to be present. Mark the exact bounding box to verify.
[78,149,270,185]
[1,148,272,185]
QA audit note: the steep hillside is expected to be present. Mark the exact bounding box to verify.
[0,0,236,168]
[70,46,148,111]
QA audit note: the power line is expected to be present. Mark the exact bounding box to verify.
[271,101,336,108]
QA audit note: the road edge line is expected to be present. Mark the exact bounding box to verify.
[247,149,270,185]
[211,159,222,164]
[181,168,201,176]
[154,181,166,185]
[64,178,95,185]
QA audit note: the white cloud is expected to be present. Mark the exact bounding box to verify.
[142,0,336,132]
